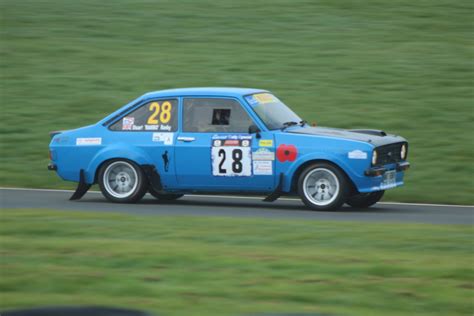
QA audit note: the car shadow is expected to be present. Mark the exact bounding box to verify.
[141,197,415,214]
[75,194,409,214]
[140,197,311,212]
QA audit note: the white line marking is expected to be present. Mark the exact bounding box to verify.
[0,187,95,194]
[379,201,473,208]
[1,187,473,208]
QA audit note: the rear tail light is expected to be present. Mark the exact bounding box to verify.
[49,150,57,161]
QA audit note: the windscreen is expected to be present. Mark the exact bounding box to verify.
[244,93,302,130]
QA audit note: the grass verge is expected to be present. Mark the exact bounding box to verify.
[0,209,472,316]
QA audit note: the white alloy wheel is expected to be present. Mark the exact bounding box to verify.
[302,168,340,206]
[103,161,139,199]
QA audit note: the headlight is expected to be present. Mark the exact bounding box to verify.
[400,144,407,160]
[372,150,378,165]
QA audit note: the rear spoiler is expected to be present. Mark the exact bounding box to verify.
[49,130,64,139]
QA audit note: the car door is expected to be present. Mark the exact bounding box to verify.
[173,97,276,192]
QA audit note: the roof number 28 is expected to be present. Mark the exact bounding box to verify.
[147,101,172,125]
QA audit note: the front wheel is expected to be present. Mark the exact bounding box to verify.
[98,159,148,203]
[346,191,385,208]
[297,163,349,211]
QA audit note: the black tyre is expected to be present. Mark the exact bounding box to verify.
[346,191,385,208]
[98,159,148,203]
[297,162,349,211]
[149,187,183,201]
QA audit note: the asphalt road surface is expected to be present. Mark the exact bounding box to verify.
[1,188,472,225]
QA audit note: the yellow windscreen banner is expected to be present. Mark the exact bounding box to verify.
[253,93,277,104]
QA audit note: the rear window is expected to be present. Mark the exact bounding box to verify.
[110,99,178,132]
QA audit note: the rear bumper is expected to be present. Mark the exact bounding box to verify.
[365,161,410,177]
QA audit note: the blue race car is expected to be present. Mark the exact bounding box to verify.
[48,88,410,211]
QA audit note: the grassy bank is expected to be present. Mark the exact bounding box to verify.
[0,209,472,315]
[1,0,473,203]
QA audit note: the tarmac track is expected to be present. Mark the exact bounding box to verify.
[0,188,472,225]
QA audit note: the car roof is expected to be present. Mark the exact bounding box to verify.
[99,87,268,126]
[141,87,267,99]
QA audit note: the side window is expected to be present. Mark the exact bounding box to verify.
[183,98,254,133]
[110,99,178,132]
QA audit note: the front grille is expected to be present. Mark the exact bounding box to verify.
[376,142,406,165]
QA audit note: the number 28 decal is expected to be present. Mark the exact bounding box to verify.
[218,148,243,174]
[212,138,251,177]
[147,101,172,125]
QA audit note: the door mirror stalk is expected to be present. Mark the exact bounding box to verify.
[248,125,261,139]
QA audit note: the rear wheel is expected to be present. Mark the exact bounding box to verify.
[149,187,183,201]
[297,163,349,211]
[346,191,385,208]
[98,160,148,203]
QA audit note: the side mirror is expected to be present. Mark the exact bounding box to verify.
[248,124,261,139]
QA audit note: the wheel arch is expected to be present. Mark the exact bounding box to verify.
[288,159,358,195]
[86,145,154,184]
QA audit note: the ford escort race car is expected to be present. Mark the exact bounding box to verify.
[48,88,410,211]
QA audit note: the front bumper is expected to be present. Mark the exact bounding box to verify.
[355,161,410,193]
[365,161,410,177]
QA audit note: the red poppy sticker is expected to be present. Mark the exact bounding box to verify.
[276,144,297,162]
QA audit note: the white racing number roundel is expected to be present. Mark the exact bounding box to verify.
[211,137,252,177]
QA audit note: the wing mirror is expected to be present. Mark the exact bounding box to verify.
[248,124,261,139]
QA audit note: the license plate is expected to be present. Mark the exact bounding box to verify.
[381,170,397,189]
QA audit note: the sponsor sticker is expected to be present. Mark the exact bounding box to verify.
[252,148,275,161]
[224,139,240,146]
[76,137,102,146]
[145,125,160,131]
[348,150,367,159]
[276,144,297,162]
[53,136,69,144]
[259,139,273,147]
[253,160,273,175]
[159,124,172,131]
[122,117,134,130]
[152,133,174,145]
[212,134,252,140]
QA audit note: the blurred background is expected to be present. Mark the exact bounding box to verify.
[1,0,473,204]
[1,2,473,316]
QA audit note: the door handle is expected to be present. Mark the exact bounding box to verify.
[177,136,196,142]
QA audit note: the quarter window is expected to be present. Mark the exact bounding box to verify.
[110,99,178,132]
[183,98,254,133]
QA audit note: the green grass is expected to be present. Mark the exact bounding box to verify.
[0,209,472,315]
[1,0,473,204]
